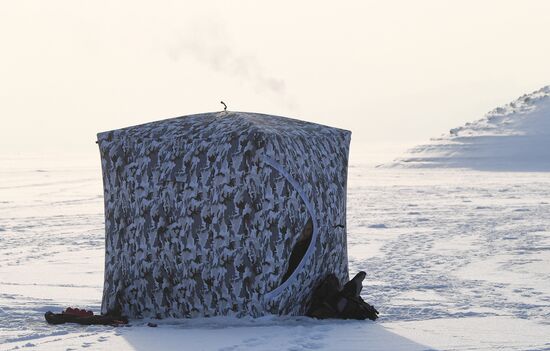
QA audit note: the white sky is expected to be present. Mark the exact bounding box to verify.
[1,1,550,162]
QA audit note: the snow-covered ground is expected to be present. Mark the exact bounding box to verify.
[1,154,550,350]
[387,86,550,170]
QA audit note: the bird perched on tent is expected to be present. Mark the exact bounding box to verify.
[220,101,227,111]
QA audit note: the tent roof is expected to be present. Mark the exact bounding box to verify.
[97,111,351,143]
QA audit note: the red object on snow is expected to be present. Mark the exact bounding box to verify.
[63,307,94,317]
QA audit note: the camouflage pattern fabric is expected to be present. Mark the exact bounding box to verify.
[97,111,351,318]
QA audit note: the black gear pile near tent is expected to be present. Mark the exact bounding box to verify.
[96,111,353,318]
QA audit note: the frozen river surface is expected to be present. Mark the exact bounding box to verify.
[1,155,549,350]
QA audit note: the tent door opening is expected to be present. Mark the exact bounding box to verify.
[280,218,313,284]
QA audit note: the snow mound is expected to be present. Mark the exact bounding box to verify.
[386,86,550,170]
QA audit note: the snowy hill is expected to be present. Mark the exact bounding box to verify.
[387,86,550,170]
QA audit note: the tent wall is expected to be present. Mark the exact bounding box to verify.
[97,112,351,318]
[261,133,350,314]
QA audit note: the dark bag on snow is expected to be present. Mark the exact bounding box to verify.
[306,271,379,321]
[45,307,128,326]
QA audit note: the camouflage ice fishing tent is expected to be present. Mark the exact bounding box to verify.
[97,111,351,318]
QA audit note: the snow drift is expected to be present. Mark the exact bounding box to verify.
[387,86,550,171]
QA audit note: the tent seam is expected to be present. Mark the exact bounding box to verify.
[261,155,318,306]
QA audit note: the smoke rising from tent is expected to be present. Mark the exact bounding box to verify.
[168,24,296,109]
